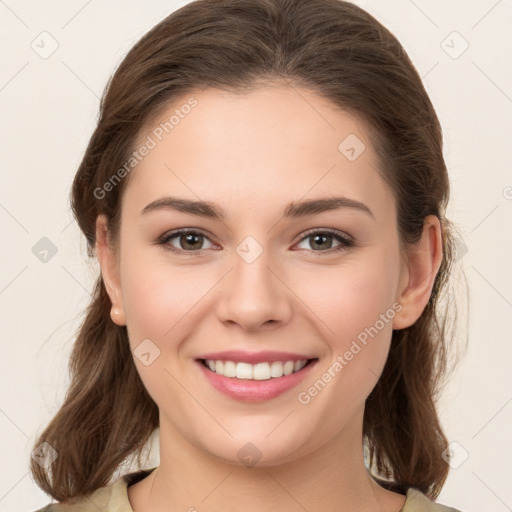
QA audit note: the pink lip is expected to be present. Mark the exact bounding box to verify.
[196,358,318,402]
[196,350,315,364]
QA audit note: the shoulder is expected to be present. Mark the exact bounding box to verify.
[31,467,156,512]
[31,482,118,512]
[403,488,463,512]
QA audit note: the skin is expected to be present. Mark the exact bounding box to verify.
[96,83,442,512]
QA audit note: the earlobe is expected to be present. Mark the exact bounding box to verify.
[392,215,443,330]
[110,307,125,325]
[95,215,126,326]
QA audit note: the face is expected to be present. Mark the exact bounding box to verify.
[100,84,415,467]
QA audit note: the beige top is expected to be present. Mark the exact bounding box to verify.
[33,467,462,512]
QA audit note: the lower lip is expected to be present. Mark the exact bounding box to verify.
[196,359,318,402]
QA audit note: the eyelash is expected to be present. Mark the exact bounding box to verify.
[155,228,354,256]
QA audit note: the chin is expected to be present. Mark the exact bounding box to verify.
[199,432,312,469]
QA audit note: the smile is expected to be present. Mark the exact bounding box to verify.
[201,358,313,380]
[196,357,318,402]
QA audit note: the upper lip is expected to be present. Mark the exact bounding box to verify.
[196,350,316,364]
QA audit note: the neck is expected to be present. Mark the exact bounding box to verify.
[128,411,405,512]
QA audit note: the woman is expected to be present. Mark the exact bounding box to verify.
[31,0,464,510]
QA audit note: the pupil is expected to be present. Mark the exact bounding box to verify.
[312,233,331,250]
[183,233,201,249]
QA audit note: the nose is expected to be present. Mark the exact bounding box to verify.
[215,241,293,332]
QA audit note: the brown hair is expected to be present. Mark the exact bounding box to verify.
[30,0,465,503]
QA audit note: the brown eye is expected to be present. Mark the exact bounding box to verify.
[158,229,215,252]
[157,228,353,256]
[177,232,204,250]
[295,230,354,253]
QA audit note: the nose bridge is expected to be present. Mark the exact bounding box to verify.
[216,233,292,329]
[232,233,279,295]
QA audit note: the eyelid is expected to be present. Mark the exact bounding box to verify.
[293,228,354,256]
[156,228,218,253]
[296,227,354,244]
[156,227,354,254]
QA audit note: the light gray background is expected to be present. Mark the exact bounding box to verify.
[1,1,511,511]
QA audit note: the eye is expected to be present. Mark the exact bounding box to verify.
[157,229,217,253]
[294,229,354,254]
[156,228,354,255]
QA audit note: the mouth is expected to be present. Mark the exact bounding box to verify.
[195,357,319,402]
[198,358,318,380]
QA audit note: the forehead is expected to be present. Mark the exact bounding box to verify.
[123,85,394,222]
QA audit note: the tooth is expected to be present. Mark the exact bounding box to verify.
[236,362,253,379]
[204,358,309,379]
[270,361,284,378]
[253,362,271,380]
[223,360,237,377]
[283,361,294,375]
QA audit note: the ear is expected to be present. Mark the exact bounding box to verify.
[95,214,126,326]
[392,215,443,330]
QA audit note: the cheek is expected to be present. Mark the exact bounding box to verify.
[118,251,205,407]
[120,241,401,346]
[119,244,219,356]
[302,252,400,385]
[121,264,194,342]
[293,261,399,426]
[306,253,399,341]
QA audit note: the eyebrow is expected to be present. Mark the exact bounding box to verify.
[140,195,374,220]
